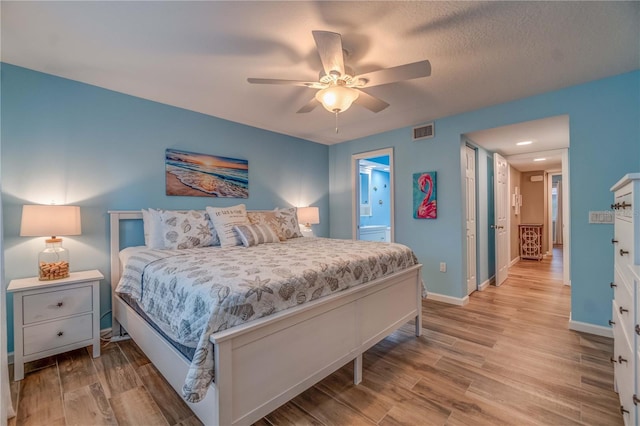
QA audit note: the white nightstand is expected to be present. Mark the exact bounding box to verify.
[8,269,103,381]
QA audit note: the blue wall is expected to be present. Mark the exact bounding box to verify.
[330,71,640,328]
[1,64,330,352]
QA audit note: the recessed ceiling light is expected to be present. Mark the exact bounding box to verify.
[533,158,546,162]
[516,141,533,146]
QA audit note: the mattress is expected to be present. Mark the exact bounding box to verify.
[116,237,418,402]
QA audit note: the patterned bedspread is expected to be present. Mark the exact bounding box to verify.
[116,237,419,403]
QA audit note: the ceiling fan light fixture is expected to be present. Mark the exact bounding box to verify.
[315,85,359,113]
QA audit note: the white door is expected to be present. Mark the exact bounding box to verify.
[494,153,509,286]
[465,146,477,295]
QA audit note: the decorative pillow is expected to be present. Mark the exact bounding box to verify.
[275,207,304,239]
[160,210,216,249]
[206,204,250,247]
[234,224,281,247]
[247,211,287,241]
[142,208,167,249]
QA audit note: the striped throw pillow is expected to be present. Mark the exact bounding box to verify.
[234,224,281,247]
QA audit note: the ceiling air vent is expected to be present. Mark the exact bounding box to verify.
[413,123,434,141]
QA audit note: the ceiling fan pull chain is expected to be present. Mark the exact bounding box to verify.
[335,111,339,133]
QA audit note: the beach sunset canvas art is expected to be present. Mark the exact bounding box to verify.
[166,149,249,198]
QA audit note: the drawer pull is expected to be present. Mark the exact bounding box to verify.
[621,406,630,415]
[610,282,617,288]
[611,203,620,210]
[56,301,64,308]
[621,201,632,209]
[611,356,617,364]
[636,324,640,335]
[609,320,616,326]
[612,238,618,244]
[56,331,64,337]
[619,355,628,364]
[620,306,629,314]
[620,249,630,256]
[635,395,640,405]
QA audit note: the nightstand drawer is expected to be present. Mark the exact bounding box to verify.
[23,285,92,325]
[23,313,94,356]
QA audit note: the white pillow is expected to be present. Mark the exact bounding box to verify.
[206,204,249,247]
[160,210,215,249]
[142,209,151,246]
[234,224,281,247]
[142,208,166,249]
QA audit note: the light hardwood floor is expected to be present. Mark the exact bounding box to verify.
[9,249,623,425]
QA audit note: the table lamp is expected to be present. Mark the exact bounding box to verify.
[297,206,320,236]
[20,205,81,280]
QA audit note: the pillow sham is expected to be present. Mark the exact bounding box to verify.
[160,210,216,249]
[275,207,304,239]
[142,208,167,249]
[206,204,250,247]
[234,223,281,247]
[247,210,287,241]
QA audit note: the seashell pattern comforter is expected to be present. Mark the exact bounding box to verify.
[116,237,419,403]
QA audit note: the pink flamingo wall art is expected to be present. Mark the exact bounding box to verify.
[413,171,437,219]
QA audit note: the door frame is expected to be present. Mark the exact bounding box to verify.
[493,152,510,287]
[561,148,570,286]
[351,148,395,241]
[464,145,478,295]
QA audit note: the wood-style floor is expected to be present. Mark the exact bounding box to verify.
[9,248,623,425]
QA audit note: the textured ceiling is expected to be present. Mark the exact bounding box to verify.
[2,1,639,148]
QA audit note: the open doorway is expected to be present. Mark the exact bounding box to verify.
[352,148,394,242]
[463,115,570,292]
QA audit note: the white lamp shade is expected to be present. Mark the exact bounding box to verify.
[315,85,359,113]
[20,205,82,237]
[297,206,320,226]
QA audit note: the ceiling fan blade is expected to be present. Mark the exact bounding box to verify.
[312,30,345,77]
[354,90,390,113]
[297,98,320,113]
[355,60,431,88]
[247,78,324,88]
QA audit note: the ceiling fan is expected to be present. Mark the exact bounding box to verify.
[247,31,431,116]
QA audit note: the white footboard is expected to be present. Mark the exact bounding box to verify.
[212,264,422,425]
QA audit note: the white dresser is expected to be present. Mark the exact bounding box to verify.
[610,173,640,425]
[8,269,103,380]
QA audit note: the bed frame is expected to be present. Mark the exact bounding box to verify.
[109,210,423,425]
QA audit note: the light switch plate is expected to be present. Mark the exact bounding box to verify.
[588,211,614,224]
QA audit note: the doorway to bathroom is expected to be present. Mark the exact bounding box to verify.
[352,148,394,242]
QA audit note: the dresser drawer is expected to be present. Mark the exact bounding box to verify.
[613,303,634,390]
[613,279,634,332]
[23,313,94,356]
[614,187,633,223]
[614,217,635,272]
[23,285,92,325]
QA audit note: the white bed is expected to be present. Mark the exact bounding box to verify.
[109,210,423,425]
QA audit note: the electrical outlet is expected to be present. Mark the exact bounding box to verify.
[439,262,446,272]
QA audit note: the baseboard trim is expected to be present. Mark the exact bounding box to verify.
[569,319,613,338]
[427,292,469,306]
[509,256,520,267]
[478,277,493,291]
